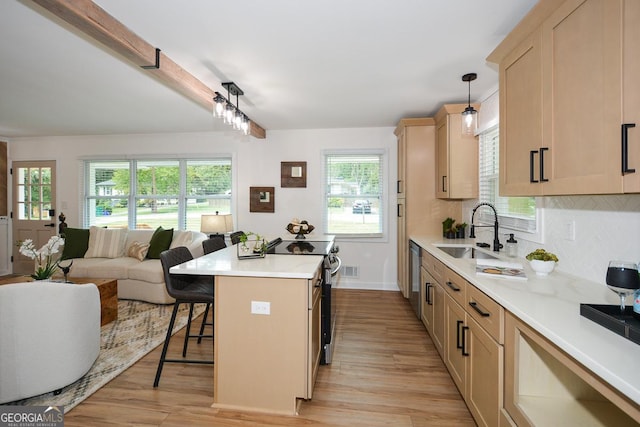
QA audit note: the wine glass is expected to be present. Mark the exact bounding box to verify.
[606,260,640,312]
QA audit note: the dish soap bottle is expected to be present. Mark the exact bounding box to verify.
[506,234,518,258]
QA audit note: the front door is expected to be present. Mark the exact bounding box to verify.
[12,161,57,275]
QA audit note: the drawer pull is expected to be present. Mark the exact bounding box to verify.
[425,282,432,305]
[456,320,464,349]
[469,301,490,317]
[446,281,460,292]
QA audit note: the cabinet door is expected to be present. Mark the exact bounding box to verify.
[466,317,503,427]
[499,28,544,196]
[436,119,449,198]
[444,293,466,396]
[541,0,623,195]
[307,281,322,398]
[397,128,406,197]
[623,0,640,193]
[431,280,446,358]
[396,198,408,298]
[421,266,433,332]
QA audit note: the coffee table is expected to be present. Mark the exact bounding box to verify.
[0,276,118,326]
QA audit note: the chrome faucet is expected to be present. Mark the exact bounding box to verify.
[469,202,503,252]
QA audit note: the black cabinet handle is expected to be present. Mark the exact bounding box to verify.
[446,281,460,292]
[397,180,403,193]
[529,150,539,183]
[397,204,403,218]
[469,301,490,317]
[461,326,469,356]
[456,320,464,349]
[622,123,636,175]
[425,282,432,305]
[540,147,549,182]
[441,176,447,192]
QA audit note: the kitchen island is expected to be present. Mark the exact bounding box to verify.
[170,245,324,415]
[411,235,640,426]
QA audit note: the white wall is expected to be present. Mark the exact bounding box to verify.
[8,127,399,291]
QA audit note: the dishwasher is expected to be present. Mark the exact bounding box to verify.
[409,240,421,318]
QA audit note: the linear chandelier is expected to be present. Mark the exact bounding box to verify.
[213,82,250,135]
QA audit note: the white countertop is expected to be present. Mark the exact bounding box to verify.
[170,245,324,279]
[410,235,640,406]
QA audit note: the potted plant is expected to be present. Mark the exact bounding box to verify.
[526,249,559,276]
[442,217,456,239]
[17,236,65,280]
[237,232,267,258]
[455,222,468,239]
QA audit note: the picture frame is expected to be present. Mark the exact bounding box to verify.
[281,161,307,188]
[249,186,275,212]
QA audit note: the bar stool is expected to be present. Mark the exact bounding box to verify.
[154,246,214,387]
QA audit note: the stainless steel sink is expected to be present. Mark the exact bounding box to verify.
[436,246,499,260]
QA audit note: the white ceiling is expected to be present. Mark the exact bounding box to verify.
[0,0,537,138]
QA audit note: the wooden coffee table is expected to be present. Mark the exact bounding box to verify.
[0,276,118,326]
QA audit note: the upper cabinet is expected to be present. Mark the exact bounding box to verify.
[435,104,479,199]
[488,0,640,196]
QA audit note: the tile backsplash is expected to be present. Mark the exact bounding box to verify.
[464,194,640,286]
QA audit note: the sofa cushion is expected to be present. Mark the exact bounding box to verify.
[82,257,140,280]
[61,227,90,260]
[127,241,150,261]
[66,258,111,277]
[128,259,164,283]
[146,227,173,259]
[84,226,128,259]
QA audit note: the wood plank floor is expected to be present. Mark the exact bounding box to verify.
[64,289,475,426]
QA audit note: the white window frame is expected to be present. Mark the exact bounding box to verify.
[82,156,233,230]
[477,126,544,244]
[323,149,387,240]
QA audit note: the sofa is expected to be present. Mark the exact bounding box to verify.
[61,226,207,304]
[0,281,101,403]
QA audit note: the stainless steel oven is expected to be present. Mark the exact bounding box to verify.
[269,239,341,364]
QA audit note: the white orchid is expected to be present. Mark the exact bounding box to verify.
[17,235,65,280]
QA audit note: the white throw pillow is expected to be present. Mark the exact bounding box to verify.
[84,226,128,258]
[169,230,192,249]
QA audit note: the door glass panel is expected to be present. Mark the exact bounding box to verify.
[17,166,52,220]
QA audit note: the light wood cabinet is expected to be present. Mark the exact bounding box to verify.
[424,252,504,427]
[435,104,479,199]
[214,269,322,414]
[489,0,640,196]
[503,312,640,426]
[421,264,445,357]
[394,118,460,298]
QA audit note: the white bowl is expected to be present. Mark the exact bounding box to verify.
[529,259,556,276]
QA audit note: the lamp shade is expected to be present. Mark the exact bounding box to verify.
[201,214,233,234]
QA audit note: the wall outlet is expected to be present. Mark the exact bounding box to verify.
[564,220,576,241]
[251,300,270,315]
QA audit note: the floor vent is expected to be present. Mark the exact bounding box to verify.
[342,265,359,278]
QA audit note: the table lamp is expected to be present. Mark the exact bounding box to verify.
[201,212,233,240]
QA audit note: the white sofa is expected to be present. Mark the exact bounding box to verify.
[0,281,101,404]
[65,228,207,304]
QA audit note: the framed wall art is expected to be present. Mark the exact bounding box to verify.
[281,161,307,188]
[249,187,275,213]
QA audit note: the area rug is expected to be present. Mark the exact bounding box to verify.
[3,300,206,413]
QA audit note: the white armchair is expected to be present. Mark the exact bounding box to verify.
[0,281,101,404]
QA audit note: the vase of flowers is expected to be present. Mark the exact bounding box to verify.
[17,235,65,280]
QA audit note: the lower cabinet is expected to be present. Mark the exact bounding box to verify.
[421,265,445,357]
[503,312,640,427]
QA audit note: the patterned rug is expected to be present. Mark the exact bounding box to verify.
[3,300,206,412]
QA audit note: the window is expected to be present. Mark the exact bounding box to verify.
[478,126,538,234]
[84,158,232,230]
[324,151,384,237]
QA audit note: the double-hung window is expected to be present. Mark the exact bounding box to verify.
[84,158,232,230]
[324,151,385,237]
[478,126,540,239]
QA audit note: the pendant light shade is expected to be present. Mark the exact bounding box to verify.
[461,73,478,135]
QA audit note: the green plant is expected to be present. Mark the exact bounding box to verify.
[238,232,267,253]
[442,217,456,234]
[17,236,65,279]
[525,249,559,262]
[455,222,467,231]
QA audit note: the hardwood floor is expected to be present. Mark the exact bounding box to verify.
[64,289,475,426]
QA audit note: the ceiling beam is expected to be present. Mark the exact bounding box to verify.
[30,0,267,139]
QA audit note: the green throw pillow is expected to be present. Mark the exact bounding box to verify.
[60,227,90,260]
[146,226,174,259]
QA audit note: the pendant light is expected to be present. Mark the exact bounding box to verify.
[461,73,478,135]
[212,82,252,135]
